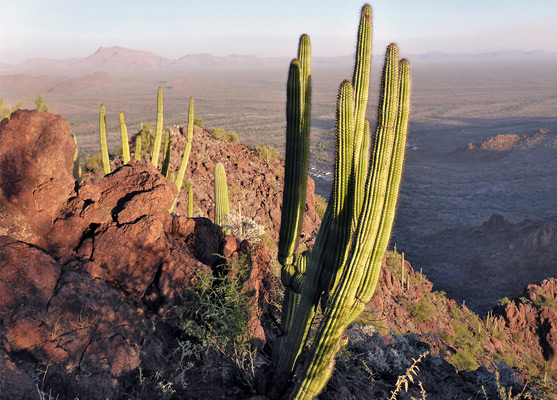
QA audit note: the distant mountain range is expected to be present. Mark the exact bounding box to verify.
[1,46,556,75]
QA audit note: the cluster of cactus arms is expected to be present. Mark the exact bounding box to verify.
[99,104,111,175]
[169,97,195,214]
[151,87,164,167]
[271,4,411,399]
[214,162,230,232]
[120,113,131,164]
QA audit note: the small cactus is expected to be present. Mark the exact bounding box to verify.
[214,162,230,232]
[99,104,111,175]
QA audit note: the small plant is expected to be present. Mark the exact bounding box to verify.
[84,152,103,173]
[177,255,257,388]
[389,351,429,400]
[0,98,23,119]
[31,93,54,113]
[209,127,240,142]
[193,117,203,127]
[220,214,265,243]
[256,145,280,164]
[315,194,327,219]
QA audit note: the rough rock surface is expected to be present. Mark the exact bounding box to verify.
[0,111,276,399]
[0,110,75,244]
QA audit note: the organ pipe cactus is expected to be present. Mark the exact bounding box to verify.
[170,97,194,214]
[214,162,230,233]
[120,113,130,164]
[99,104,111,175]
[187,180,194,218]
[271,5,411,399]
[274,35,312,356]
[151,87,164,167]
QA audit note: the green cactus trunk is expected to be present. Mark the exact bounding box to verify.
[274,35,312,362]
[214,162,230,233]
[151,87,164,167]
[120,113,130,164]
[134,137,142,161]
[187,180,194,218]
[270,5,412,398]
[170,97,194,214]
[99,104,111,175]
[161,128,172,177]
[71,133,82,183]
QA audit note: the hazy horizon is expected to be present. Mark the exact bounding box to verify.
[2,0,557,64]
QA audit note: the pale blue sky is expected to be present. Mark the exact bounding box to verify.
[1,0,556,63]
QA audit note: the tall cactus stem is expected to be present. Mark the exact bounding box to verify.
[151,87,164,167]
[120,113,130,164]
[134,137,142,161]
[99,104,111,175]
[187,180,194,218]
[170,97,195,213]
[161,128,171,177]
[71,133,82,183]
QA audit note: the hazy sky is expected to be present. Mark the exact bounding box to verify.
[1,0,556,63]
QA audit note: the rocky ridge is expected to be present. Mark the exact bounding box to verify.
[0,111,555,399]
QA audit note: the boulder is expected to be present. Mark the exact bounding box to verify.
[0,110,75,244]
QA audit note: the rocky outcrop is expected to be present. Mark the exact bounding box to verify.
[0,110,75,244]
[0,111,275,399]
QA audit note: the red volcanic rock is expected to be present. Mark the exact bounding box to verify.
[0,110,75,244]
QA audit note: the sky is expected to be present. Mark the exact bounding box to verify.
[1,0,556,64]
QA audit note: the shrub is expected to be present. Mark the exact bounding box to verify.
[0,98,23,119]
[84,152,103,173]
[177,255,256,386]
[136,122,156,155]
[220,214,265,243]
[193,117,203,128]
[256,145,280,163]
[314,194,327,219]
[209,127,240,143]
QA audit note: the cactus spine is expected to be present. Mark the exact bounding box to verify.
[120,113,130,164]
[134,137,142,161]
[271,5,411,398]
[169,97,194,214]
[151,87,164,167]
[99,104,111,175]
[214,162,230,233]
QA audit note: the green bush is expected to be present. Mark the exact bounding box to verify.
[177,254,256,383]
[209,127,240,143]
[315,194,328,219]
[0,98,23,119]
[84,152,103,173]
[193,117,203,128]
[408,298,436,323]
[136,122,156,156]
[256,145,280,163]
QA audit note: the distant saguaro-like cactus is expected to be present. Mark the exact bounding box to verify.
[120,112,130,164]
[151,87,164,167]
[170,97,195,214]
[134,136,142,161]
[99,104,111,175]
